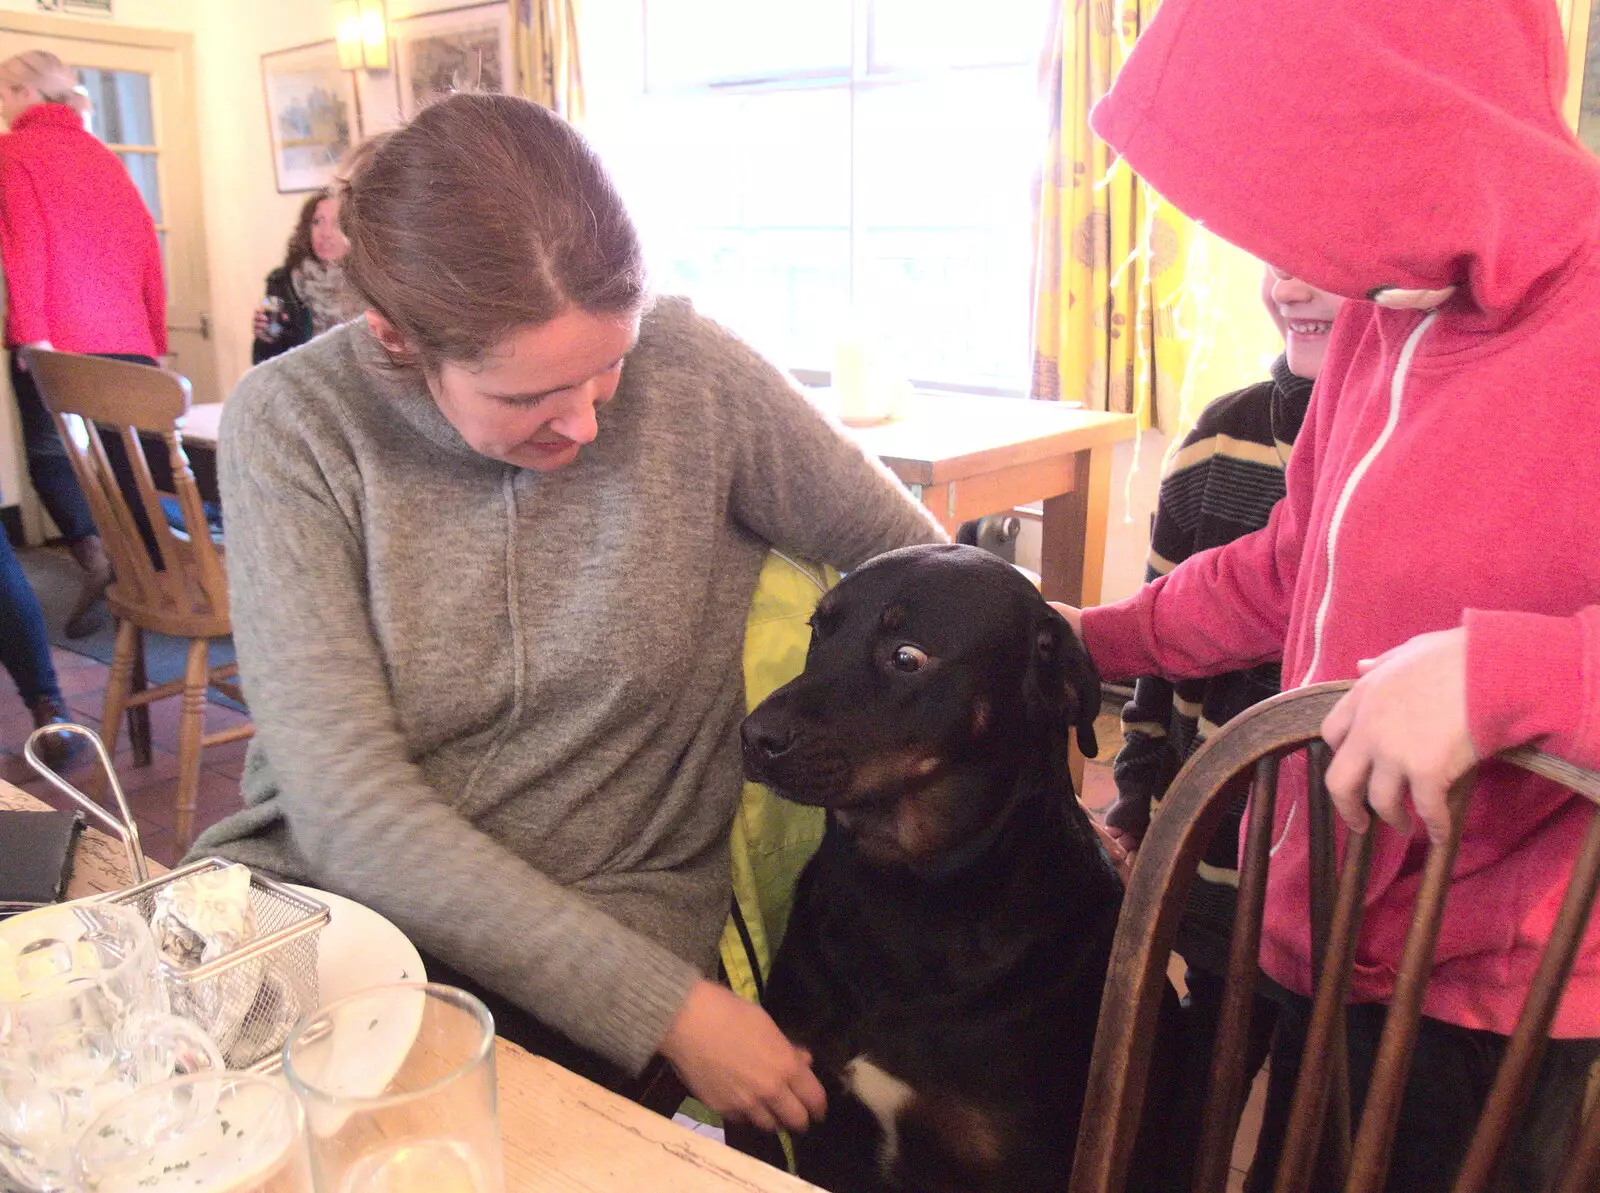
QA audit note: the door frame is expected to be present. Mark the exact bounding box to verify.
[0,8,213,354]
[0,10,215,543]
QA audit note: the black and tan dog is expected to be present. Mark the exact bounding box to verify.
[741,543,1176,1193]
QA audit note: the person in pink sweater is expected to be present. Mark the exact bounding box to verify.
[1055,1,1600,1188]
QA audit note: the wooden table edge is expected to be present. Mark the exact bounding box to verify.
[873,411,1138,487]
[496,1039,821,1191]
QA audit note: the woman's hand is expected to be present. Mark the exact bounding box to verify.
[253,309,271,341]
[1321,628,1478,844]
[659,980,827,1133]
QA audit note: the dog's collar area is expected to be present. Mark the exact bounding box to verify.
[896,775,1035,883]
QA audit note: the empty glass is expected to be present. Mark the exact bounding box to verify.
[283,983,503,1193]
[0,901,223,1192]
[260,296,285,341]
[75,1071,313,1193]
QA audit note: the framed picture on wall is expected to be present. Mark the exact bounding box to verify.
[261,40,359,194]
[395,2,513,120]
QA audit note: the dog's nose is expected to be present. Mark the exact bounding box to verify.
[741,718,798,764]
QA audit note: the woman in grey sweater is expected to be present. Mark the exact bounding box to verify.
[193,94,942,1131]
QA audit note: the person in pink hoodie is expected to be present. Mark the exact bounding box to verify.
[1055,1,1600,1188]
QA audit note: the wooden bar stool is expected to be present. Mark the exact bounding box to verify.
[1070,679,1600,1193]
[26,349,251,849]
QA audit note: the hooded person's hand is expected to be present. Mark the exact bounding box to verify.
[1321,628,1478,844]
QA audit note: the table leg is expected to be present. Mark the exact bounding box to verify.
[913,482,961,539]
[1040,443,1114,608]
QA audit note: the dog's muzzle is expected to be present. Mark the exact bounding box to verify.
[741,716,798,779]
[739,711,854,804]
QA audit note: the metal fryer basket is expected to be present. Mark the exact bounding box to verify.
[24,723,330,1069]
[103,858,328,1068]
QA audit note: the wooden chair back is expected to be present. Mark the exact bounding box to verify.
[24,349,231,639]
[1070,680,1600,1193]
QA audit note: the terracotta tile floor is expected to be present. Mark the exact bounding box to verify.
[1,645,249,868]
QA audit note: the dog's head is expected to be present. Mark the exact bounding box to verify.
[741,543,1100,869]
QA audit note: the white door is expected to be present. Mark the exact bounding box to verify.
[0,13,215,541]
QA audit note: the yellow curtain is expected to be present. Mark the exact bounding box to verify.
[1030,0,1192,434]
[510,0,585,122]
[1559,0,1593,130]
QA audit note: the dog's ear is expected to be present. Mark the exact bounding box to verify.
[1068,627,1102,760]
[1025,604,1102,758]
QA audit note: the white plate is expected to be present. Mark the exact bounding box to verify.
[285,886,427,1108]
[288,884,426,1003]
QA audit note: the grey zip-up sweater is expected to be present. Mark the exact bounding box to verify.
[192,298,942,1071]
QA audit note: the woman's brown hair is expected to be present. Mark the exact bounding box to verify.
[280,190,331,275]
[339,92,646,371]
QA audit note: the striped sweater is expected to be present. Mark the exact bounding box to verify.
[1108,354,1313,975]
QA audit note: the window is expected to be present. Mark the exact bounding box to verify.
[78,67,166,269]
[594,0,1050,394]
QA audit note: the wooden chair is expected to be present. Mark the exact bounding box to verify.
[25,349,251,849]
[1070,680,1600,1193]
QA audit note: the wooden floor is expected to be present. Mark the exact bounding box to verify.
[2,644,250,867]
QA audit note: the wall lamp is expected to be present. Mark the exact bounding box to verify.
[335,0,390,72]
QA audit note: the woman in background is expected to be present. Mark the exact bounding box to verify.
[0,49,166,639]
[251,188,355,364]
[0,516,81,767]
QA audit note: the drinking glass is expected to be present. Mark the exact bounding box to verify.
[75,1071,313,1193]
[260,296,285,341]
[0,901,223,1193]
[283,983,503,1193]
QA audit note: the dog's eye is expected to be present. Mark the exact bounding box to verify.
[891,645,928,673]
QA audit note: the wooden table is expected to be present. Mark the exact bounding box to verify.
[1,779,816,1192]
[177,401,224,448]
[848,395,1136,607]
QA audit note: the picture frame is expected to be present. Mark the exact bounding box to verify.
[261,41,360,194]
[394,1,513,121]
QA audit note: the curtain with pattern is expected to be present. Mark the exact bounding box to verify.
[511,0,585,122]
[1029,0,1192,433]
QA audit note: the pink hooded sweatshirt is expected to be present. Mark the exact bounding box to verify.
[1083,0,1600,1036]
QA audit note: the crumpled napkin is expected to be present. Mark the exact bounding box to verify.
[150,864,298,1063]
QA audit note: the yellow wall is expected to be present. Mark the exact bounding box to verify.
[188,0,444,391]
[0,0,459,527]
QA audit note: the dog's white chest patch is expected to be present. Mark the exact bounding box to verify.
[844,1056,916,1175]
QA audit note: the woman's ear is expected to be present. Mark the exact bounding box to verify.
[364,309,415,363]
